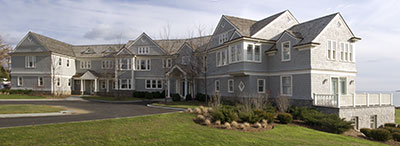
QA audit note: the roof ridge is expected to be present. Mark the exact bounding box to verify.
[29,31,72,46]
[73,44,124,47]
[223,15,257,22]
[295,12,338,26]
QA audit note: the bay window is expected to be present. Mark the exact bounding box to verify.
[247,44,253,61]
[216,49,228,67]
[245,43,261,62]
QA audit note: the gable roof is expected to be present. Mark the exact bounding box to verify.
[288,13,338,46]
[223,10,288,37]
[29,32,75,56]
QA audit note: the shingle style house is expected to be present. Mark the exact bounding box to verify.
[10,10,394,129]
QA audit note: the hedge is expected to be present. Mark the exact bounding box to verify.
[171,93,181,102]
[0,89,32,94]
[370,129,391,141]
[277,113,292,124]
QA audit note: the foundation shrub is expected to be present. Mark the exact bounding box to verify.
[145,92,153,99]
[8,89,32,94]
[132,91,146,98]
[370,129,391,141]
[238,109,274,124]
[301,109,353,134]
[171,94,181,102]
[360,128,372,137]
[383,127,400,134]
[384,123,397,128]
[195,93,208,102]
[186,94,192,101]
[210,105,238,123]
[392,132,400,141]
[277,113,292,124]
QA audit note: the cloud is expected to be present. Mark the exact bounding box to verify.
[83,24,138,42]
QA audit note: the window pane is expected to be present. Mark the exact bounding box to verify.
[340,78,347,94]
[152,80,156,88]
[255,45,260,61]
[247,44,253,60]
[157,80,162,88]
[146,80,151,88]
[236,44,242,61]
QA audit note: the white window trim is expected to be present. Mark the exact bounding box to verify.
[280,75,292,96]
[119,58,132,70]
[80,60,91,69]
[136,59,151,71]
[327,40,337,61]
[163,58,172,68]
[281,41,291,62]
[257,79,266,93]
[58,57,62,66]
[66,59,70,68]
[38,77,43,87]
[17,76,23,87]
[57,77,61,87]
[119,79,132,90]
[215,80,220,92]
[25,56,36,68]
[228,79,234,93]
[145,79,163,89]
[218,32,229,45]
[244,42,262,63]
[138,46,150,54]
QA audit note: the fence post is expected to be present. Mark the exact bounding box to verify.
[366,93,370,107]
[379,93,382,106]
[353,93,356,107]
[337,94,341,108]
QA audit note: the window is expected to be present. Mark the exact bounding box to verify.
[281,76,292,96]
[136,59,151,71]
[25,56,36,68]
[255,45,261,62]
[145,79,163,89]
[138,46,150,54]
[38,77,43,87]
[340,42,345,61]
[101,80,106,89]
[345,43,349,61]
[66,59,70,67]
[80,60,91,69]
[57,78,61,87]
[218,32,229,45]
[247,44,253,61]
[257,79,265,93]
[163,58,172,68]
[68,79,71,87]
[58,57,62,66]
[102,60,114,69]
[349,44,354,62]
[282,41,291,61]
[228,79,234,93]
[327,40,337,60]
[215,80,220,92]
[236,44,242,61]
[120,58,132,70]
[351,116,359,130]
[370,115,377,128]
[339,77,347,95]
[216,49,228,67]
[230,45,236,63]
[17,76,23,86]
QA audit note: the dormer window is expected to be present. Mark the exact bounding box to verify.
[138,46,150,54]
[82,48,96,54]
[218,32,229,45]
[281,41,291,62]
[103,47,115,53]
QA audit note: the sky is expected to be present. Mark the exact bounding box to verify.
[0,0,399,92]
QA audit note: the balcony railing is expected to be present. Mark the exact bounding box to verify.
[313,93,393,108]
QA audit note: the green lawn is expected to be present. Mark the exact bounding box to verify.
[0,104,65,114]
[396,109,400,124]
[0,112,385,146]
[82,96,143,101]
[0,94,45,99]
[152,100,206,109]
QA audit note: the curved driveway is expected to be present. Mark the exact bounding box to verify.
[0,100,177,128]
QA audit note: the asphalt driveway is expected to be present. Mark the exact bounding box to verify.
[0,100,177,128]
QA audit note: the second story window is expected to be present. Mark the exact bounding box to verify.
[25,56,36,68]
[327,40,337,60]
[216,49,228,67]
[138,46,150,54]
[245,43,261,62]
[136,59,150,71]
[281,41,291,62]
[218,32,229,45]
[119,58,132,70]
[66,59,70,67]
[102,60,114,69]
[229,43,242,63]
[80,60,91,69]
[163,58,172,68]
[58,57,62,66]
[339,42,354,62]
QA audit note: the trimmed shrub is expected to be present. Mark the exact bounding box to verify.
[393,132,400,141]
[145,92,153,99]
[8,89,32,94]
[171,94,181,102]
[195,93,208,102]
[186,94,192,101]
[360,128,372,137]
[370,129,391,141]
[384,123,397,128]
[277,113,292,124]
[210,105,239,123]
[238,109,274,124]
[301,109,353,134]
[132,91,147,98]
[383,127,400,134]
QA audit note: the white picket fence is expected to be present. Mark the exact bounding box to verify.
[313,93,393,108]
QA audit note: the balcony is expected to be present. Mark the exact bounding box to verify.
[313,93,393,108]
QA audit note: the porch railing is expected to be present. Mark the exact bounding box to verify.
[313,93,393,108]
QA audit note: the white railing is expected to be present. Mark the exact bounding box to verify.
[313,93,393,108]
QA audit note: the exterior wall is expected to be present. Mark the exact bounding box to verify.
[11,75,52,91]
[252,11,299,40]
[11,52,52,73]
[339,106,395,129]
[209,17,236,49]
[311,15,356,72]
[268,74,311,100]
[127,34,166,56]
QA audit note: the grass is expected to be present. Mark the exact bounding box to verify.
[0,94,45,99]
[152,100,206,109]
[0,104,65,114]
[81,96,143,101]
[0,112,386,146]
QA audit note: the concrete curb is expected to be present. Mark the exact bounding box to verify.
[146,104,187,111]
[83,98,166,104]
[0,99,66,102]
[0,110,73,118]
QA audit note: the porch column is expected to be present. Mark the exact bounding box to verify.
[94,78,98,92]
[80,79,84,95]
[106,79,109,92]
[167,78,171,98]
[184,76,188,98]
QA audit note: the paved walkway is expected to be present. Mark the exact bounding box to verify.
[0,100,177,128]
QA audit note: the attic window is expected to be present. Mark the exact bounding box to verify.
[82,48,96,54]
[103,47,115,53]
[27,36,33,42]
[337,21,342,28]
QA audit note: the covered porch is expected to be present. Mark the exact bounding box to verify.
[72,71,100,95]
[166,65,196,99]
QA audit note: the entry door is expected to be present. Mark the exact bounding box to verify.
[331,78,339,95]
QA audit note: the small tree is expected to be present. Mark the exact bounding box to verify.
[275,96,290,112]
[0,35,11,79]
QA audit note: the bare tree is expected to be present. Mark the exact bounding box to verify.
[275,96,290,112]
[0,35,11,78]
[50,55,61,96]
